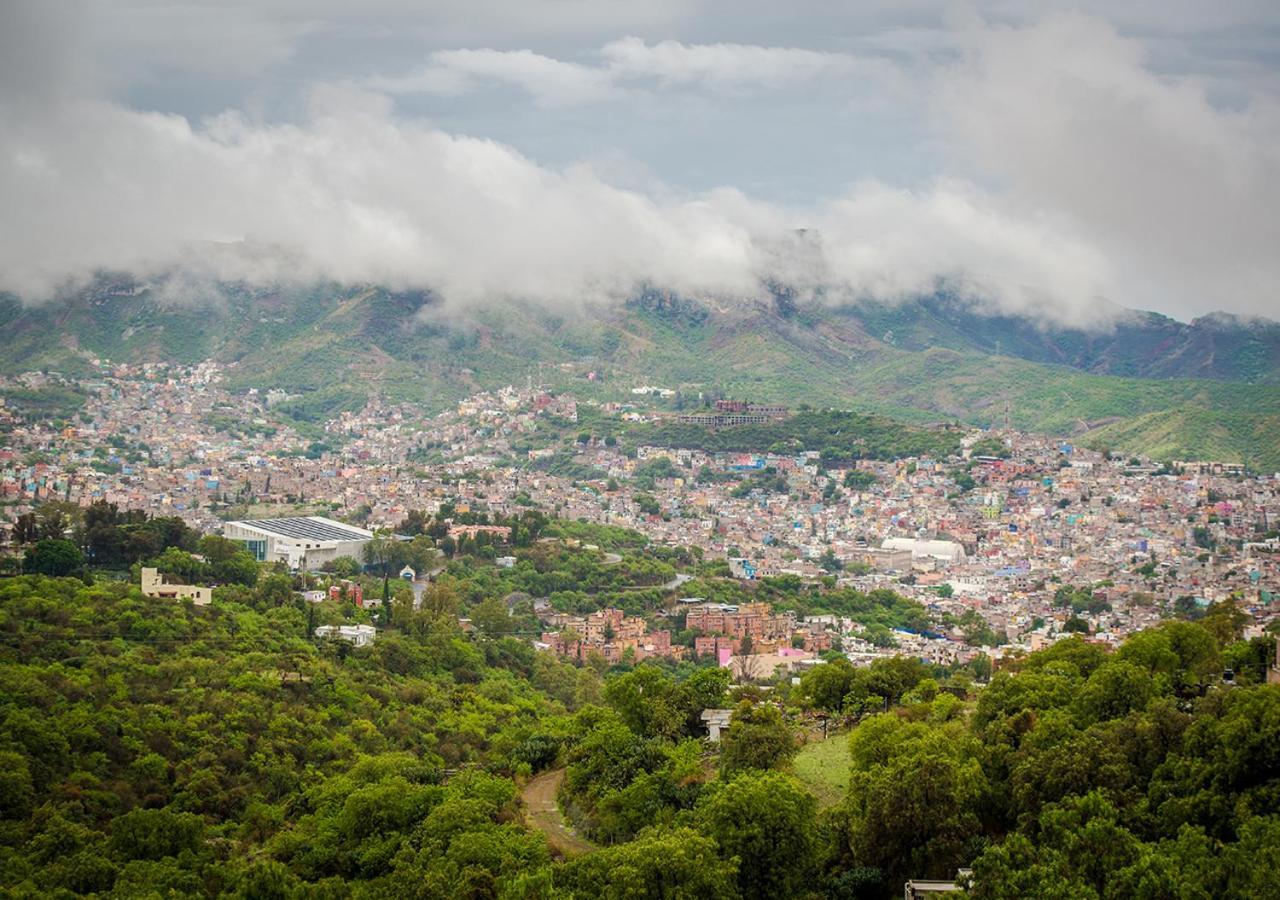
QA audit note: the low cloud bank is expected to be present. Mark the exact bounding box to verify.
[1,14,1276,328]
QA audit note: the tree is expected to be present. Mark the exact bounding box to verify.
[719,701,797,776]
[322,555,362,578]
[1200,597,1247,647]
[12,512,38,545]
[845,716,989,886]
[679,666,731,734]
[604,666,686,740]
[396,509,430,535]
[418,580,461,622]
[150,547,204,582]
[844,469,876,489]
[1073,660,1154,724]
[968,832,1088,899]
[557,827,737,900]
[109,808,205,862]
[470,596,513,636]
[799,658,856,712]
[34,502,80,541]
[696,771,817,900]
[819,548,843,573]
[1117,621,1219,692]
[363,533,408,607]
[24,539,83,576]
[197,535,259,586]
[255,573,297,608]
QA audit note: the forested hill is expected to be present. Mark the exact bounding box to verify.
[0,570,1276,898]
[2,279,1280,470]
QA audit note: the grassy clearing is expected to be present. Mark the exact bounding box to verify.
[792,733,851,809]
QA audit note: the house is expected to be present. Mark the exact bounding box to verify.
[328,580,364,606]
[447,524,512,541]
[904,879,964,898]
[314,624,377,647]
[140,567,211,606]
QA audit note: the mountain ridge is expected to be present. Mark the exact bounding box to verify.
[1,280,1278,470]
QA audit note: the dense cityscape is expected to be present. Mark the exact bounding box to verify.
[4,362,1277,678]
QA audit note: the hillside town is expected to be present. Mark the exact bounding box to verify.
[3,362,1279,676]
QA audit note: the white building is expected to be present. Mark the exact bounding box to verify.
[315,624,377,647]
[223,516,374,570]
[881,537,967,565]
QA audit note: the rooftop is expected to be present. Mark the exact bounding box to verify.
[231,515,373,542]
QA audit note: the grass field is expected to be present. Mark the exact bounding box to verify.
[792,733,852,809]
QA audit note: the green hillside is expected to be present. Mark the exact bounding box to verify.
[2,283,1278,469]
[846,296,1280,383]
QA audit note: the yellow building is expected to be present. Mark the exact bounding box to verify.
[140,568,211,606]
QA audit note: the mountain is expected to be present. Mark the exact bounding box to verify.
[2,279,1278,470]
[844,295,1280,383]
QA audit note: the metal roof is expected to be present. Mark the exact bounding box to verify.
[233,516,372,543]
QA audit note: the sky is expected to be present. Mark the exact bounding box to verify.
[2,0,1278,325]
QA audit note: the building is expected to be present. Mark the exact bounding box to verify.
[675,400,790,428]
[327,580,364,606]
[851,547,914,572]
[881,537,967,565]
[448,524,512,542]
[314,624,377,647]
[223,516,374,570]
[904,879,963,898]
[140,567,211,606]
[700,708,734,741]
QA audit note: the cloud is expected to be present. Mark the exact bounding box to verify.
[599,37,874,89]
[938,13,1280,320]
[370,36,891,106]
[369,48,617,107]
[0,83,1114,326]
[1,10,1277,329]
[0,87,771,306]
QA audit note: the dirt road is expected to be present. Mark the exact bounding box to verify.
[521,768,594,858]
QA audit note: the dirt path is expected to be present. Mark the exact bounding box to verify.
[521,769,594,858]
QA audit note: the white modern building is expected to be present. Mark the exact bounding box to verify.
[223,516,374,570]
[314,624,377,647]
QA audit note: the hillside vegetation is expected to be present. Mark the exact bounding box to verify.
[0,570,1276,898]
[3,282,1278,469]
